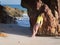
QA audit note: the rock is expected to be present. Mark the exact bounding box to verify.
[21,0,60,36]
[57,24,60,35]
[0,5,24,24]
[0,32,8,37]
[4,6,24,17]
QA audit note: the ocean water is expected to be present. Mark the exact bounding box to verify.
[16,14,30,27]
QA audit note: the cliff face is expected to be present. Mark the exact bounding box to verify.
[21,0,60,36]
[0,5,24,24]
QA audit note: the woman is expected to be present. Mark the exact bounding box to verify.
[32,13,44,37]
[32,0,44,37]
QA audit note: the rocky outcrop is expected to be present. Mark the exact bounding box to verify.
[21,0,60,36]
[0,5,24,24]
[4,6,24,17]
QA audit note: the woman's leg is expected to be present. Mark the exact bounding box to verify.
[32,24,40,37]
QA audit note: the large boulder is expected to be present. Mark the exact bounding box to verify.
[21,0,60,36]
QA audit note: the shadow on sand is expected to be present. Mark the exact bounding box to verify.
[0,24,32,37]
[0,24,60,39]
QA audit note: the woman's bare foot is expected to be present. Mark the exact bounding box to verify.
[31,34,36,38]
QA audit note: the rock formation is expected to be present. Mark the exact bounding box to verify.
[21,0,60,36]
[0,5,24,24]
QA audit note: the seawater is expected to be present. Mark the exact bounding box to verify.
[16,14,30,27]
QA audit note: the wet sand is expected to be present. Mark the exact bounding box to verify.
[0,24,60,45]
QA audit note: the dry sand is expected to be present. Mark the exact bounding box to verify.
[0,24,60,45]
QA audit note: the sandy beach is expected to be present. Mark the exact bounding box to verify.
[0,24,60,45]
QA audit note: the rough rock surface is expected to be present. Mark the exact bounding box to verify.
[21,0,60,36]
